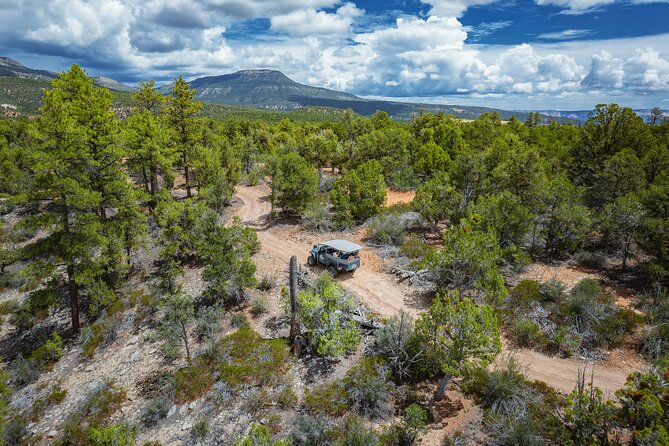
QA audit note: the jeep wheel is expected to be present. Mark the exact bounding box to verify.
[327,265,338,277]
[307,255,317,266]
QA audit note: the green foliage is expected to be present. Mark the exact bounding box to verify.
[616,367,669,439]
[331,159,387,225]
[166,76,202,198]
[385,403,428,445]
[158,292,195,361]
[268,151,320,215]
[343,359,394,419]
[30,332,64,370]
[198,216,259,307]
[600,192,644,269]
[82,317,116,359]
[230,312,248,328]
[469,191,533,249]
[375,311,418,384]
[414,293,501,380]
[141,396,170,427]
[563,372,618,445]
[413,172,461,230]
[297,273,360,357]
[639,172,669,277]
[174,361,215,403]
[509,280,541,308]
[536,175,591,257]
[426,220,506,303]
[88,422,137,446]
[304,380,350,417]
[191,417,209,442]
[175,325,288,402]
[14,64,146,332]
[301,201,333,232]
[61,381,127,445]
[217,325,289,388]
[235,424,290,446]
[365,213,409,246]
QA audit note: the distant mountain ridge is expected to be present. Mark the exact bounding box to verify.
[161,69,544,121]
[0,57,55,80]
[0,57,135,91]
[535,109,668,123]
[1,56,577,121]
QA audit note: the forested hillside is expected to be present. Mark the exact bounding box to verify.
[0,65,668,445]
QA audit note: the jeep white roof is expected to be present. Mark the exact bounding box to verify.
[321,239,362,252]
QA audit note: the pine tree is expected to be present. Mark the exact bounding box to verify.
[166,76,202,198]
[127,79,171,202]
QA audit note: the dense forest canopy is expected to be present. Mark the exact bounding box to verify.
[0,65,668,445]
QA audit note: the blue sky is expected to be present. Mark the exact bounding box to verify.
[1,0,668,110]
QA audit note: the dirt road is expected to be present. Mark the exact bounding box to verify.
[234,185,415,318]
[507,348,633,394]
[234,184,641,394]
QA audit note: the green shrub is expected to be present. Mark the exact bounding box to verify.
[191,417,208,442]
[11,354,40,387]
[218,325,289,388]
[644,323,669,362]
[257,275,276,291]
[30,332,64,370]
[301,202,333,232]
[343,359,394,419]
[337,416,381,445]
[251,297,268,317]
[574,251,607,270]
[511,319,545,348]
[277,386,298,409]
[235,424,290,446]
[0,300,18,316]
[47,385,68,405]
[2,415,27,446]
[384,404,428,446]
[562,279,609,329]
[478,357,528,413]
[550,326,580,357]
[292,415,337,445]
[141,396,170,426]
[230,312,248,328]
[12,304,35,331]
[32,385,68,421]
[175,325,289,402]
[366,214,408,246]
[174,362,215,403]
[304,381,350,417]
[61,381,127,445]
[509,280,541,308]
[540,279,567,302]
[88,421,137,446]
[195,306,222,341]
[82,318,116,359]
[594,308,643,349]
[82,381,127,425]
[485,411,543,446]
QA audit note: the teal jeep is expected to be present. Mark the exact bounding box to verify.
[307,239,362,277]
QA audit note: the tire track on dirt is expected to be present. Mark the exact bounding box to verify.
[234,184,642,394]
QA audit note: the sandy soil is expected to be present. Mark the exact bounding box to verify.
[504,345,641,395]
[235,184,646,396]
[234,184,417,319]
[385,190,415,207]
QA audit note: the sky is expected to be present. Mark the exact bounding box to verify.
[1,0,668,110]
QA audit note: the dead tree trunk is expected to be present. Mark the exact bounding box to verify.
[434,373,451,401]
[289,255,301,356]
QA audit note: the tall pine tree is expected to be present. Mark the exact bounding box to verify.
[166,76,202,198]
